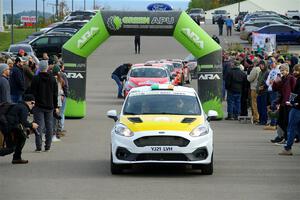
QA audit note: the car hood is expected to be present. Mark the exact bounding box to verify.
[129,77,169,86]
[120,115,204,132]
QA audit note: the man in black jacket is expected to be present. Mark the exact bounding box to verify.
[10,57,26,103]
[0,94,38,164]
[111,63,132,98]
[225,60,246,120]
[31,60,58,152]
[217,15,224,36]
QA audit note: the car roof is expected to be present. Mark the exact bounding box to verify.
[257,24,299,31]
[9,44,32,47]
[129,84,197,96]
[133,63,166,67]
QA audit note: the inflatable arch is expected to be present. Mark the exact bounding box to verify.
[62,11,223,118]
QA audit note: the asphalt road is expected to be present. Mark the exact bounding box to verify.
[1,22,300,200]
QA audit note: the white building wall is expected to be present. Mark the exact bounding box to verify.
[205,0,300,19]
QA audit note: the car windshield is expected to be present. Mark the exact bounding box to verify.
[173,63,182,69]
[130,68,167,78]
[164,64,174,72]
[9,46,32,53]
[123,94,201,115]
[190,9,203,14]
[215,10,226,14]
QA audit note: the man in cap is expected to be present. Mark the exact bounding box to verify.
[31,60,58,152]
[0,94,38,164]
[0,64,11,103]
[10,57,26,103]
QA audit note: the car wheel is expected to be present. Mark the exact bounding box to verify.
[110,153,124,174]
[192,154,213,175]
[247,34,252,44]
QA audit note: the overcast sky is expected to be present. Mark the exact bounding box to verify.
[3,0,190,14]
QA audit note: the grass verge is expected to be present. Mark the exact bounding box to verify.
[0,28,36,51]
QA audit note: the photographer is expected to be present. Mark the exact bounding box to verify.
[0,94,38,164]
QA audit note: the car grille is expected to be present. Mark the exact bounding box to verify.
[136,153,189,161]
[134,136,190,147]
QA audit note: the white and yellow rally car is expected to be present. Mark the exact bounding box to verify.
[107,84,218,174]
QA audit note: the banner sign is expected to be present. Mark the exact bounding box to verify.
[62,10,222,118]
[21,16,36,23]
[252,33,276,50]
[101,11,180,36]
[147,3,173,11]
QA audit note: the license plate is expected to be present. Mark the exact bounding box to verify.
[150,146,173,152]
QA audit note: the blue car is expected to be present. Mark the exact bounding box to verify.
[253,24,300,44]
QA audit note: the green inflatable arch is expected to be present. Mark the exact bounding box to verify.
[62,10,222,118]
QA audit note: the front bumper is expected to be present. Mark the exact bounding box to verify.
[111,130,213,164]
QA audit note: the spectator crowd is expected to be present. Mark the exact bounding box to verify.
[0,50,69,164]
[222,48,300,156]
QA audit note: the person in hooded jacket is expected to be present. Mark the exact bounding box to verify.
[30,60,58,152]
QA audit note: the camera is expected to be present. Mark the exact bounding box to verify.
[53,111,62,120]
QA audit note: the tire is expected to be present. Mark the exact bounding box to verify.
[192,154,213,175]
[247,34,252,44]
[110,153,124,175]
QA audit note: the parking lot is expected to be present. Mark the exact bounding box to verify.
[1,16,300,199]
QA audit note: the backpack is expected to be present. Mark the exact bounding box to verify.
[0,102,16,135]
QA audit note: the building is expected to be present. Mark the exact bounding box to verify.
[205,0,300,19]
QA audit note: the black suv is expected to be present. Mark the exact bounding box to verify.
[29,32,72,59]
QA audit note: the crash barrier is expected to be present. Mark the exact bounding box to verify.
[62,10,222,118]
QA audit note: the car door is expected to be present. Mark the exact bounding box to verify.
[48,36,62,56]
[30,36,49,58]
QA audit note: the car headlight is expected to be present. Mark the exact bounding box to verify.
[190,125,209,137]
[114,124,134,137]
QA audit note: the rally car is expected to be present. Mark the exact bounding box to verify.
[123,63,172,97]
[107,84,218,174]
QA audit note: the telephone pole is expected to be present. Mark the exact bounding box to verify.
[0,0,4,32]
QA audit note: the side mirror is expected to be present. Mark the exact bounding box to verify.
[107,110,118,122]
[207,110,218,121]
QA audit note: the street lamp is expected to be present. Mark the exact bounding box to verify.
[11,0,14,44]
[35,0,37,32]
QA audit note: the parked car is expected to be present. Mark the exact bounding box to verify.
[7,44,39,63]
[212,10,228,24]
[252,24,300,44]
[189,8,206,24]
[235,11,248,24]
[286,10,300,20]
[63,10,96,22]
[29,32,72,59]
[24,21,86,43]
[240,20,281,41]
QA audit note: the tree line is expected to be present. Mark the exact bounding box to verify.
[188,0,244,11]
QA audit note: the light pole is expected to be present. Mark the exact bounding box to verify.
[72,0,74,11]
[11,0,14,44]
[84,0,86,10]
[43,0,45,24]
[35,0,38,32]
[0,0,4,32]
